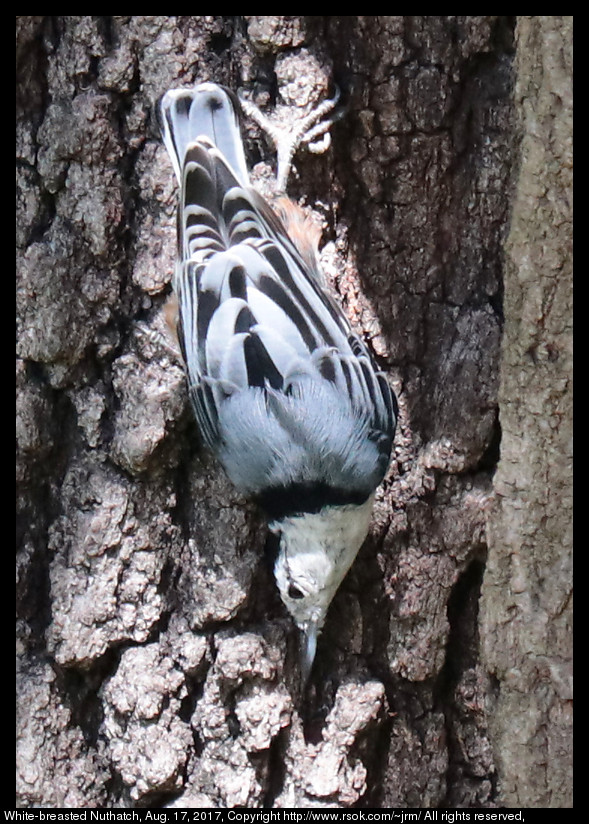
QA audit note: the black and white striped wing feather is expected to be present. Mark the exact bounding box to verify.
[164,89,397,511]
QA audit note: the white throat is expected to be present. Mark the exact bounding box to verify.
[271,494,375,631]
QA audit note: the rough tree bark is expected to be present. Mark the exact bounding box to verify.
[16,16,572,809]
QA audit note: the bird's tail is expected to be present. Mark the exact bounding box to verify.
[159,82,249,188]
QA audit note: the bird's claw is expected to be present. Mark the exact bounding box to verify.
[239,87,342,193]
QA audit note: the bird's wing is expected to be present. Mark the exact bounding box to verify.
[160,84,397,502]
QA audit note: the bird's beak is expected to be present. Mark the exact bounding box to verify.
[301,621,319,683]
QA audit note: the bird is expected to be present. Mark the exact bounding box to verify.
[158,82,397,681]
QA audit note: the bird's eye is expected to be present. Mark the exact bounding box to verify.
[288,583,305,600]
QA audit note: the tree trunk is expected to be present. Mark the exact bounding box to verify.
[16,16,572,809]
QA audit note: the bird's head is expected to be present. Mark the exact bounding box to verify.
[269,495,375,681]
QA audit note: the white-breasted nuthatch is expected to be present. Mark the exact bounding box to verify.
[159,83,397,680]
